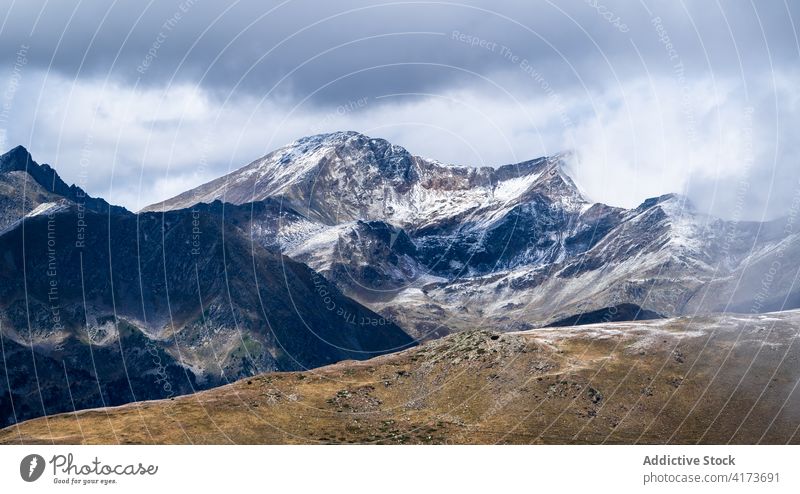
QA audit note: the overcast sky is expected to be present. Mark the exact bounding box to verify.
[0,0,797,219]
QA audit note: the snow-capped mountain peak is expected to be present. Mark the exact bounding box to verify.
[142,131,581,228]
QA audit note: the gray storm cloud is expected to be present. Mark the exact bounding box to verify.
[0,0,797,219]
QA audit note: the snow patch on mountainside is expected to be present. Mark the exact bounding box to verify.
[27,201,70,217]
[287,223,351,259]
[492,172,542,202]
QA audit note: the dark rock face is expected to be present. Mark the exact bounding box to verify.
[316,220,421,297]
[0,206,415,425]
[0,319,197,428]
[546,304,664,327]
[415,193,575,276]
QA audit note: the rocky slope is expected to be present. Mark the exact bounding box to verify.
[4,310,799,445]
[145,132,800,338]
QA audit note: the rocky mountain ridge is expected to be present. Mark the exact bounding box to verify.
[0,145,126,232]
[145,132,800,337]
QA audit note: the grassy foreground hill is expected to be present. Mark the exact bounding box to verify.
[2,311,799,445]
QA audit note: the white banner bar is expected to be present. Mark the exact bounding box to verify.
[1,445,798,493]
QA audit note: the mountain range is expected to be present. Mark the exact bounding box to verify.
[1,131,798,428]
[147,131,800,337]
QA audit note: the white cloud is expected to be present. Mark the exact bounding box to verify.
[3,68,797,220]
[564,77,748,206]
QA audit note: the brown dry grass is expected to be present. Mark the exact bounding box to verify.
[3,313,799,444]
